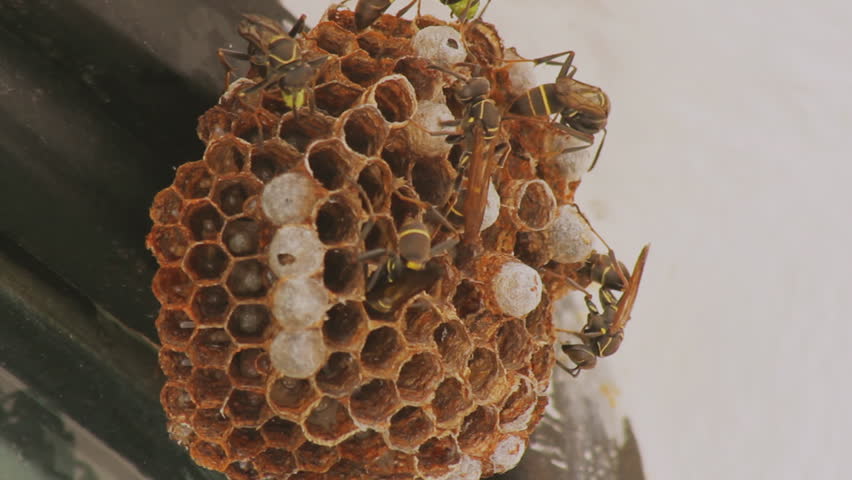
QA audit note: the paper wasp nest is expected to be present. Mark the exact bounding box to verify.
[148,6,598,480]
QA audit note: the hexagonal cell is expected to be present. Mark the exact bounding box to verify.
[326,459,367,480]
[349,379,400,425]
[458,406,498,456]
[390,190,421,229]
[525,292,553,343]
[253,448,297,476]
[380,128,412,178]
[191,408,231,441]
[306,140,351,191]
[416,436,461,478]
[339,105,388,157]
[396,352,442,404]
[315,352,361,397]
[225,389,268,427]
[322,302,367,349]
[204,136,248,175]
[212,176,261,216]
[500,376,537,432]
[227,305,272,344]
[174,162,213,199]
[514,180,557,231]
[231,107,278,145]
[188,368,231,408]
[338,430,386,463]
[433,321,472,374]
[514,230,552,268]
[249,139,302,183]
[322,249,360,295]
[357,161,393,212]
[183,202,224,241]
[279,112,333,152]
[224,460,260,480]
[148,225,190,264]
[393,56,442,101]
[190,440,229,472]
[190,286,231,326]
[340,50,386,86]
[188,328,235,368]
[388,406,433,450]
[261,417,305,450]
[156,309,195,347]
[304,397,357,443]
[360,327,405,375]
[222,218,261,257]
[268,225,325,277]
[296,442,339,473]
[316,198,360,245]
[452,280,483,319]
[314,82,364,117]
[530,343,555,386]
[496,319,532,370]
[161,383,196,420]
[151,188,183,224]
[227,427,266,461]
[362,216,395,253]
[432,377,472,426]
[402,300,442,344]
[270,329,328,378]
[152,267,193,306]
[364,74,417,124]
[229,349,269,388]
[311,21,356,56]
[411,157,453,206]
[462,20,504,66]
[366,450,415,478]
[185,243,229,280]
[227,259,272,299]
[466,348,503,402]
[268,377,319,417]
[159,348,193,380]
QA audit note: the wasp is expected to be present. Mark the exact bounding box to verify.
[508,50,611,171]
[353,0,420,30]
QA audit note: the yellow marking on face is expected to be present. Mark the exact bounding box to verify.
[399,228,430,239]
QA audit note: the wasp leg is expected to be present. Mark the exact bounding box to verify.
[396,0,420,18]
[288,14,307,37]
[556,360,582,377]
[587,128,607,172]
[218,49,252,87]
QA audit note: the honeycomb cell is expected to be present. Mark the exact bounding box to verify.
[151,188,183,224]
[402,300,443,344]
[191,408,231,441]
[229,349,269,388]
[411,26,466,67]
[407,100,456,158]
[323,249,361,295]
[225,460,260,480]
[156,309,195,347]
[279,112,333,152]
[253,448,297,476]
[389,190,421,228]
[269,329,327,379]
[496,319,532,370]
[272,278,329,330]
[188,328,235,369]
[525,292,553,343]
[396,352,442,404]
[227,306,272,345]
[432,378,472,426]
[224,389,268,427]
[388,406,433,450]
[364,74,417,124]
[231,107,278,145]
[549,204,595,264]
[338,430,386,463]
[185,243,229,280]
[452,279,482,319]
[380,128,412,178]
[204,136,248,175]
[188,368,231,408]
[514,230,552,268]
[530,344,555,388]
[340,50,386,86]
[514,180,557,231]
[249,139,303,183]
[306,140,351,191]
[314,81,364,117]
[366,449,415,478]
[339,105,388,157]
[462,20,504,66]
[226,428,265,460]
[315,352,361,397]
[161,383,196,420]
[261,417,306,451]
[357,30,411,59]
[261,172,318,226]
[174,162,213,199]
[212,176,261,216]
[268,377,319,418]
[458,406,498,456]
[417,436,461,478]
[360,327,405,375]
[311,21,356,56]
[190,440,229,471]
[184,202,224,241]
[362,215,395,253]
[492,261,543,317]
[222,218,261,256]
[296,442,339,473]
[152,267,193,306]
[190,286,231,325]
[323,302,368,349]
[326,459,367,480]
[316,198,359,245]
[500,376,537,433]
[491,435,526,474]
[433,321,472,374]
[304,396,357,443]
[466,348,504,402]
[227,259,272,299]
[148,225,190,264]
[393,56,442,101]
[357,161,393,212]
[159,349,193,380]
[411,157,453,206]
[350,379,400,425]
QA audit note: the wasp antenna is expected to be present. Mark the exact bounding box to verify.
[288,14,307,37]
[396,0,419,18]
[476,0,493,20]
[587,128,607,172]
[428,64,469,82]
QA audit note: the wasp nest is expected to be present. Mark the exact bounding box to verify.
[148,5,600,480]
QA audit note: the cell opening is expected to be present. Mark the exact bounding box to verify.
[279,113,333,152]
[250,140,302,183]
[192,409,231,441]
[500,377,536,430]
[389,406,434,450]
[174,162,213,199]
[496,320,531,370]
[390,191,421,230]
[222,218,261,256]
[525,293,552,343]
[227,259,272,299]
[205,138,247,174]
[417,436,461,477]
[186,243,229,280]
[452,280,482,319]
[226,428,265,460]
[363,216,394,252]
[159,349,192,379]
[357,162,392,212]
[316,199,359,244]
[254,448,297,475]
[261,417,306,450]
[338,430,386,463]
[514,231,551,268]
[161,384,195,418]
[530,344,555,385]
[149,225,189,264]
[361,327,404,373]
[517,180,556,230]
[373,76,416,123]
[225,460,260,480]
[467,348,500,401]
[380,129,411,178]
[402,300,442,344]
[323,249,360,294]
[342,107,386,157]
[314,82,364,118]
[152,267,193,306]
[269,377,317,413]
[411,159,452,206]
[315,352,361,397]
[226,389,267,427]
[433,322,471,373]
[304,397,357,443]
[397,352,442,403]
[323,302,366,348]
[157,309,194,346]
[189,328,234,367]
[458,406,498,454]
[184,202,224,241]
[349,379,399,425]
[307,142,349,190]
[190,441,228,471]
[393,57,442,101]
[227,305,272,344]
[340,50,385,86]
[432,378,471,425]
[213,177,261,216]
[296,442,340,473]
[229,348,267,387]
[191,286,231,325]
[189,368,232,408]
[151,188,183,224]
[311,22,355,56]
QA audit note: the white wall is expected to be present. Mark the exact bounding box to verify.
[277,2,852,478]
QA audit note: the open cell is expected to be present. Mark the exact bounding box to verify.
[316,199,359,245]
[227,259,272,299]
[204,137,248,174]
[174,162,213,199]
[190,286,231,326]
[225,389,268,427]
[188,328,235,368]
[323,248,360,294]
[431,377,472,426]
[306,140,351,191]
[360,327,405,374]
[222,218,260,257]
[185,243,229,280]
[212,176,261,216]
[388,406,434,450]
[148,225,189,264]
[322,302,367,349]
[433,321,472,374]
[304,397,357,443]
[183,202,224,241]
[349,379,400,425]
[315,352,361,397]
[249,139,302,183]
[192,408,231,441]
[396,352,442,403]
